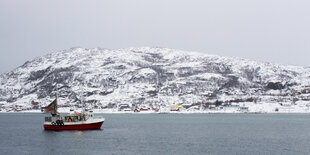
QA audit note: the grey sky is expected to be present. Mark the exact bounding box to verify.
[1,0,310,74]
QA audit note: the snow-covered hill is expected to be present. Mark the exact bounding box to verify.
[1,47,310,112]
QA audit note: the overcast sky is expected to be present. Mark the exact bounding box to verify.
[1,0,310,74]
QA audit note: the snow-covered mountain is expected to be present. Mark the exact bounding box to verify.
[1,47,310,112]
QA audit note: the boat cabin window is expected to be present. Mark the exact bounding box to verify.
[45,117,52,122]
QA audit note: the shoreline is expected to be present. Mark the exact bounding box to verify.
[1,110,310,114]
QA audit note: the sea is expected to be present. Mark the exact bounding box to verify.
[0,113,310,155]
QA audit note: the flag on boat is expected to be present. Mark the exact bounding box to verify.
[44,99,57,114]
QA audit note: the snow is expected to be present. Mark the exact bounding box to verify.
[1,47,310,113]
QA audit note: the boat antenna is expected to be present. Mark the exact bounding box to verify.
[53,73,59,103]
[80,84,84,113]
[80,71,86,113]
[56,83,60,115]
[56,84,58,101]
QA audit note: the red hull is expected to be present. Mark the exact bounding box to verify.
[44,121,104,130]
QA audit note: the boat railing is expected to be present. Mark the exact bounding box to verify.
[45,115,88,123]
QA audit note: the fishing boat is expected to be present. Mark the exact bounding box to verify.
[43,98,104,130]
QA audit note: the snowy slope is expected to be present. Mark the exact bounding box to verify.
[1,47,310,112]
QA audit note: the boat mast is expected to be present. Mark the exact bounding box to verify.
[80,84,85,113]
[56,84,58,102]
[54,73,59,115]
[82,73,87,113]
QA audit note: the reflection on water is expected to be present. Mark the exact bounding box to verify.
[75,131,83,135]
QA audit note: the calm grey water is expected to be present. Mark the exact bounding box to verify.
[0,113,310,155]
